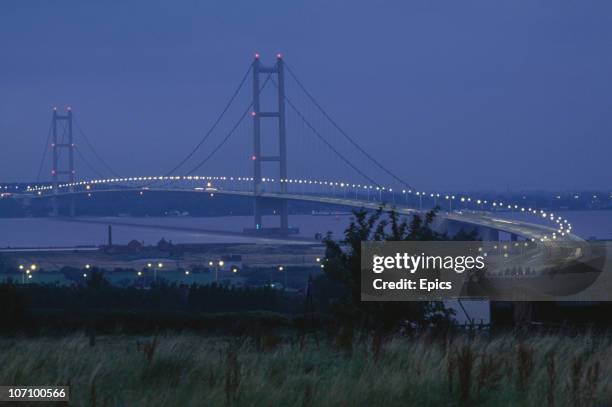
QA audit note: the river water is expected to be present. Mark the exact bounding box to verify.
[0,210,610,248]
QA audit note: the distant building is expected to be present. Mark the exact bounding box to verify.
[126,240,144,252]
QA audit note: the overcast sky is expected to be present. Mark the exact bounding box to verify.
[1,1,611,191]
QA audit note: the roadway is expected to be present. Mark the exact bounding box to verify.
[23,186,582,243]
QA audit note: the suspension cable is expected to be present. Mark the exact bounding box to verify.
[285,63,414,190]
[271,78,381,186]
[75,147,107,179]
[73,117,121,178]
[163,64,253,176]
[36,119,53,182]
[185,75,272,176]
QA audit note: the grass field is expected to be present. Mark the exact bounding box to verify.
[0,332,608,406]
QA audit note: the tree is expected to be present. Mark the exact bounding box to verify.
[321,206,464,333]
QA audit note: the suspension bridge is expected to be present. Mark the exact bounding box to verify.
[12,54,577,244]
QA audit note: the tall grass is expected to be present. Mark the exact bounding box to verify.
[0,332,609,406]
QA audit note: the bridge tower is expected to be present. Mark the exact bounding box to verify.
[250,54,292,234]
[51,107,76,216]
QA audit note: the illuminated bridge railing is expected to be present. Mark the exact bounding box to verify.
[25,175,574,242]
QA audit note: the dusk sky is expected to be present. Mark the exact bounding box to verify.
[1,1,612,191]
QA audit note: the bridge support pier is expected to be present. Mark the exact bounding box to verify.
[51,107,76,217]
[437,218,480,239]
[245,197,298,236]
[249,54,293,235]
[479,227,500,242]
[510,233,518,241]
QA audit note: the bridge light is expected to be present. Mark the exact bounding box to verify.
[254,53,260,59]
[277,53,283,59]
[251,155,257,161]
[251,111,256,117]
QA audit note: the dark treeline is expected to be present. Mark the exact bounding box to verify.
[0,277,308,335]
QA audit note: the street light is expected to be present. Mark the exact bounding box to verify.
[153,262,164,282]
[19,264,26,283]
[278,266,287,288]
[213,260,224,282]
